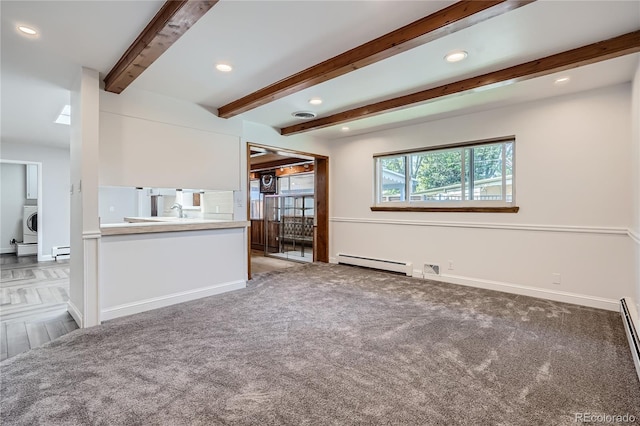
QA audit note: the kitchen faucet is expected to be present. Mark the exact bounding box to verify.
[171,203,185,218]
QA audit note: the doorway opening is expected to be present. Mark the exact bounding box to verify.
[247,143,328,278]
[0,160,43,260]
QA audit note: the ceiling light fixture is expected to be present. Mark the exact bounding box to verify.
[291,111,317,119]
[341,126,350,131]
[309,98,323,105]
[445,50,468,63]
[554,76,570,85]
[18,25,37,36]
[215,63,233,72]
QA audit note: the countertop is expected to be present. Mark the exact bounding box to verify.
[101,217,249,236]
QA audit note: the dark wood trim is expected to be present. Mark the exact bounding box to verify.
[371,206,520,213]
[250,158,312,171]
[250,165,314,180]
[248,142,328,160]
[218,0,533,118]
[281,31,640,135]
[246,143,330,271]
[246,143,252,280]
[314,157,329,262]
[104,0,218,94]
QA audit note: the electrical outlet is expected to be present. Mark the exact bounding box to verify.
[552,273,561,285]
[448,260,454,270]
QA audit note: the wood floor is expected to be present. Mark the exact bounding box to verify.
[0,254,77,361]
[251,250,302,275]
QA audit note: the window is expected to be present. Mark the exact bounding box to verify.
[374,137,517,212]
[250,180,263,219]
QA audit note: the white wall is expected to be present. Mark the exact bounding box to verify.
[98,186,137,224]
[100,228,246,320]
[631,60,640,315]
[99,89,244,191]
[326,84,634,310]
[69,67,101,328]
[0,142,70,257]
[0,163,30,252]
[242,121,330,158]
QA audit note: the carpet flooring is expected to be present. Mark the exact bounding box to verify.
[1,263,639,425]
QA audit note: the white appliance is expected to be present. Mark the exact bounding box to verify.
[23,205,38,244]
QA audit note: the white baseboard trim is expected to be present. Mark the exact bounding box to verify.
[101,279,247,321]
[0,247,16,254]
[39,254,54,262]
[432,273,619,311]
[331,258,617,310]
[67,300,84,328]
[620,297,640,383]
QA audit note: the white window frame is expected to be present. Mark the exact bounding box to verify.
[373,137,516,209]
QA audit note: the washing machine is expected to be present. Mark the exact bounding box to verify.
[23,205,38,244]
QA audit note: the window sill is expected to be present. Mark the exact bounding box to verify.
[370,206,520,213]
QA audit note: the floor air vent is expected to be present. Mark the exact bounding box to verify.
[620,298,640,382]
[424,264,440,276]
[336,254,412,276]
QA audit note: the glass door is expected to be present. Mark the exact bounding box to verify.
[264,194,314,263]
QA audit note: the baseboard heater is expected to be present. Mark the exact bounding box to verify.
[336,253,412,276]
[620,298,640,383]
[52,245,70,260]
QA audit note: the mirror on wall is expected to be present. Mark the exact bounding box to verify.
[98,186,234,224]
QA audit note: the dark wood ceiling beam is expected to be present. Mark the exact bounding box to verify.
[104,0,218,94]
[250,158,311,170]
[281,30,640,135]
[217,0,535,118]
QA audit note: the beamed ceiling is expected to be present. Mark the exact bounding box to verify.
[1,0,639,147]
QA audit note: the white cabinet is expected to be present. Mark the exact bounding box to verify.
[26,164,38,200]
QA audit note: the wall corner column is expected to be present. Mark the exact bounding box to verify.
[69,67,101,328]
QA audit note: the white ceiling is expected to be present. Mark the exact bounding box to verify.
[1,0,639,148]
[1,0,164,147]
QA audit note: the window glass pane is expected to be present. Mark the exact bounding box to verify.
[410,150,462,201]
[505,142,513,202]
[464,148,471,201]
[278,176,290,194]
[380,156,406,202]
[375,139,515,206]
[250,180,263,219]
[288,173,314,194]
[472,143,503,201]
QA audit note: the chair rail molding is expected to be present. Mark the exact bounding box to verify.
[330,217,629,236]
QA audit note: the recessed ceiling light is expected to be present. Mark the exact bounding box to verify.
[215,63,233,72]
[554,76,570,85]
[341,126,350,131]
[309,98,323,105]
[18,25,37,36]
[445,50,468,63]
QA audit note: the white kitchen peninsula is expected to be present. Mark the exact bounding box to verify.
[99,219,249,321]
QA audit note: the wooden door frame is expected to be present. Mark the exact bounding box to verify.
[247,142,329,279]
